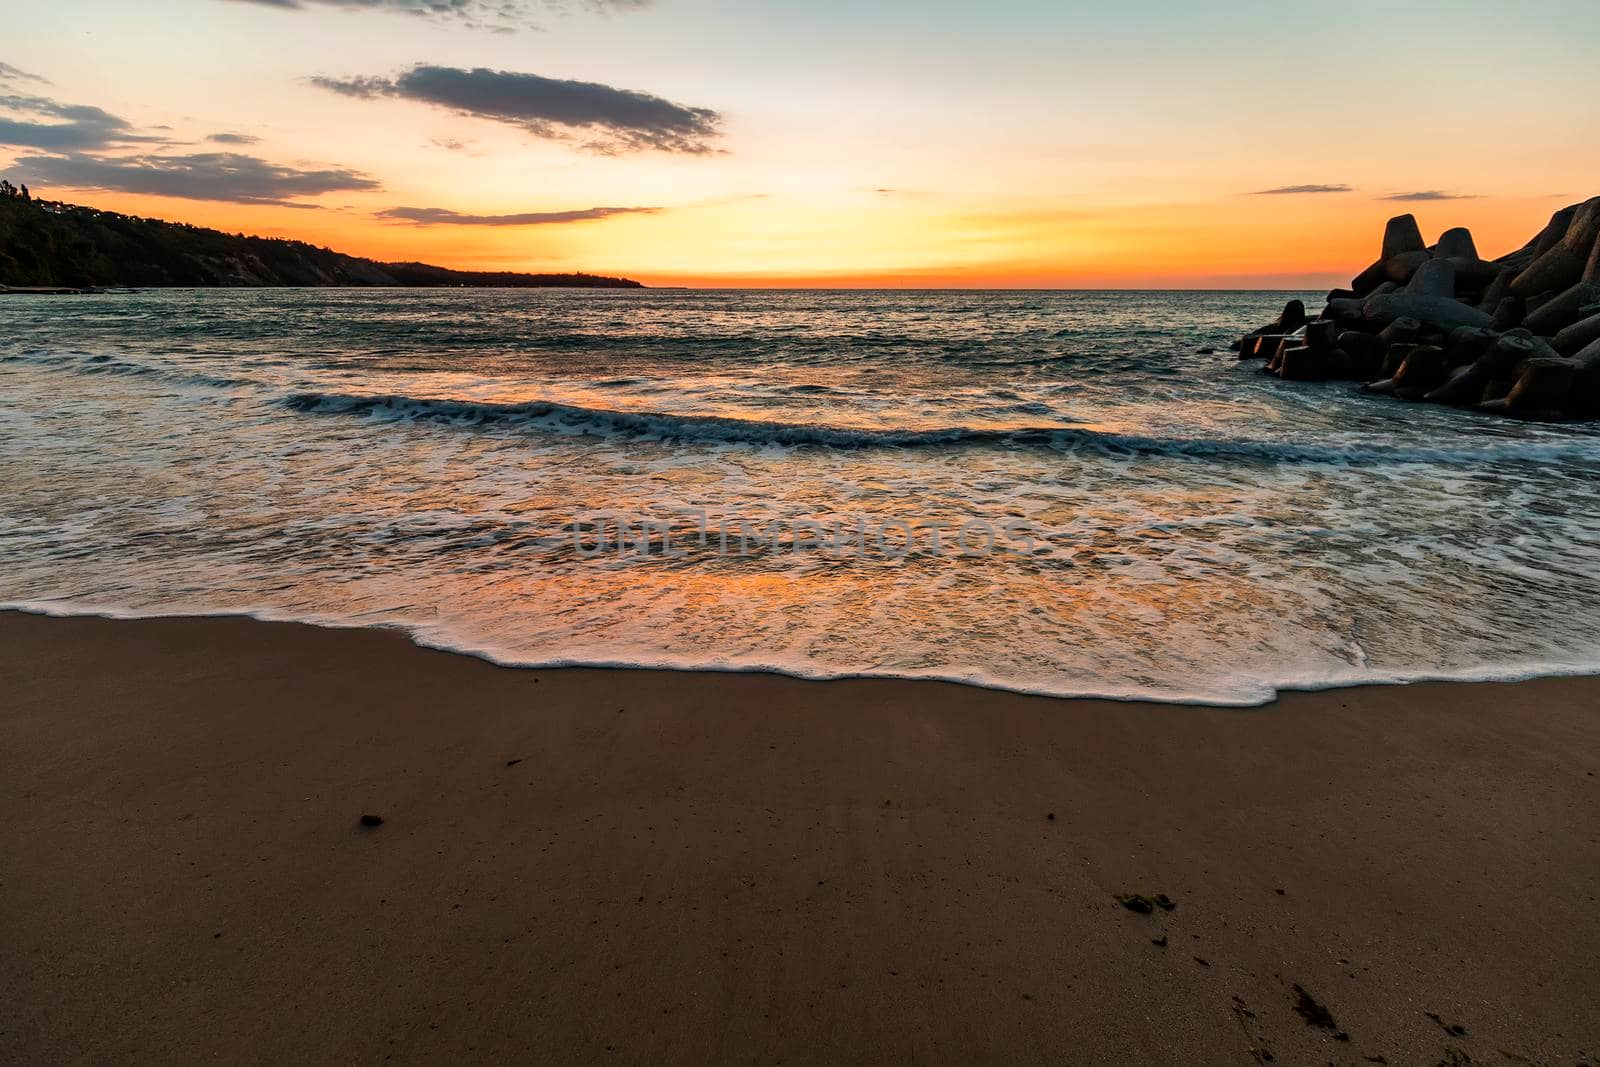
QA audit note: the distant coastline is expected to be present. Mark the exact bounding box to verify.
[0,184,642,291]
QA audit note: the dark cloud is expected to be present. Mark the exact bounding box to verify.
[376,204,659,225]
[207,132,262,145]
[1251,184,1353,195]
[314,64,721,154]
[14,151,380,205]
[428,137,472,151]
[221,0,649,31]
[0,61,50,85]
[0,92,158,150]
[1379,190,1479,202]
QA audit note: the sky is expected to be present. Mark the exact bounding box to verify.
[3,0,1598,287]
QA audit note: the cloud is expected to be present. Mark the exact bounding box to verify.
[14,151,380,205]
[0,92,158,150]
[1250,184,1353,195]
[221,0,649,31]
[428,137,472,151]
[1379,190,1480,202]
[314,64,721,154]
[207,132,262,145]
[0,61,50,85]
[376,204,659,225]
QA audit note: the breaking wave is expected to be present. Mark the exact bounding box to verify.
[283,390,1600,466]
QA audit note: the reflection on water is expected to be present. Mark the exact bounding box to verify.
[4,288,1600,703]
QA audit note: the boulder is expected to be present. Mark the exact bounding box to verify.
[1489,295,1524,331]
[1510,196,1600,297]
[1571,337,1600,415]
[1383,250,1432,285]
[1237,300,1308,353]
[1272,299,1309,333]
[1277,346,1326,381]
[1363,291,1492,332]
[1480,357,1576,418]
[1425,359,1494,406]
[1351,219,1432,296]
[1382,214,1427,258]
[1553,310,1600,355]
[1477,266,1519,311]
[1404,258,1456,298]
[1445,257,1501,300]
[1238,332,1298,359]
[1496,204,1578,268]
[1337,330,1385,379]
[1432,227,1478,261]
[1304,319,1340,354]
[1377,317,1423,347]
[1444,326,1498,367]
[1390,345,1452,398]
[1522,281,1600,336]
[1377,342,1421,381]
[1324,349,1362,381]
[1364,344,1448,398]
[1479,332,1560,403]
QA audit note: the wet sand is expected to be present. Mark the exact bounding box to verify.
[2,610,1596,1064]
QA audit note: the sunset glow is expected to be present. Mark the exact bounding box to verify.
[5,0,1599,286]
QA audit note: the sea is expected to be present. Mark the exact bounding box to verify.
[4,288,1600,705]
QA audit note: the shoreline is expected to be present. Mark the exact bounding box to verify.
[4,610,1597,1063]
[7,603,1600,709]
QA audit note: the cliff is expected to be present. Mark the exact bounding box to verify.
[0,189,642,290]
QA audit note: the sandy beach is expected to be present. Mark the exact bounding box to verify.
[1,610,1595,1064]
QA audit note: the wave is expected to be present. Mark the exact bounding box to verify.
[6,598,1600,708]
[1,349,247,389]
[283,389,1600,466]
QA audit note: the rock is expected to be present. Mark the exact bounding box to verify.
[1292,984,1340,1031]
[1115,892,1175,913]
[1523,281,1600,336]
[1445,257,1500,298]
[1382,213,1426,258]
[1444,326,1498,368]
[1404,258,1456,298]
[1383,250,1432,285]
[1476,266,1516,312]
[1489,295,1525,331]
[1350,258,1387,298]
[1482,357,1576,418]
[1498,203,1579,268]
[1480,332,1560,403]
[1554,310,1600,355]
[1391,345,1452,397]
[1363,292,1492,333]
[1424,359,1493,406]
[1378,341,1421,380]
[1338,330,1386,379]
[1278,345,1325,381]
[1239,333,1296,359]
[1237,301,1308,354]
[1377,317,1423,347]
[1324,296,1369,322]
[359,814,384,827]
[1304,319,1340,353]
[1352,224,1432,294]
[1510,196,1600,298]
[1432,226,1478,260]
[1571,337,1600,416]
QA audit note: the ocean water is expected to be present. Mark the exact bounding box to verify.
[4,288,1600,705]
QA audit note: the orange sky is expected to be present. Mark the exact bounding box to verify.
[4,1,1598,287]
